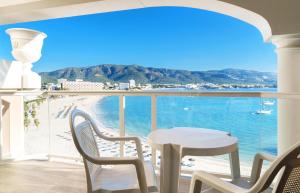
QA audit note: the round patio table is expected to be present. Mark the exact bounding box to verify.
[147,127,240,193]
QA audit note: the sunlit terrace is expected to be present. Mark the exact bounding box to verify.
[1,1,300,193]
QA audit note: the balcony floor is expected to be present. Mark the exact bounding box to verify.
[0,160,193,193]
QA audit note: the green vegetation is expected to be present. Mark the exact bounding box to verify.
[24,96,46,129]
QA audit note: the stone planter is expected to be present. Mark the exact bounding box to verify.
[6,28,47,63]
[6,28,47,89]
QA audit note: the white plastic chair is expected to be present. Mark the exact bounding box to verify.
[190,141,300,193]
[70,109,158,193]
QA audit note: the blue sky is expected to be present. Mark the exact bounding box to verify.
[0,7,276,72]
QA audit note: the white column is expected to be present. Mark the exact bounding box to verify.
[4,96,24,158]
[0,96,24,160]
[272,34,300,154]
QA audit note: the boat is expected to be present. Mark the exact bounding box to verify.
[256,99,272,114]
[263,100,275,106]
[256,109,272,114]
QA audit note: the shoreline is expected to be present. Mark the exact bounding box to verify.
[25,95,260,177]
[87,96,257,176]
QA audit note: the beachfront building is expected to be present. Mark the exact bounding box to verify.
[59,79,104,90]
[129,79,136,88]
[46,83,57,91]
[143,83,153,90]
[57,78,67,85]
[104,82,114,89]
[119,82,130,90]
[1,1,300,193]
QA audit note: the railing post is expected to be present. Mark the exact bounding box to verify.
[0,96,2,160]
[47,96,52,161]
[151,95,157,166]
[119,95,125,157]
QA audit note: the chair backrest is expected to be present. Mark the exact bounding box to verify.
[251,141,300,193]
[69,109,101,192]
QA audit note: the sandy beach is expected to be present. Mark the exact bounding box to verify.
[24,95,258,177]
[24,95,104,157]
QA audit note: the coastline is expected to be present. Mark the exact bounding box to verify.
[25,95,107,157]
[91,96,263,176]
[25,94,258,177]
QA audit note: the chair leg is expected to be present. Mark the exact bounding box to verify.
[229,149,241,180]
[193,180,202,193]
[160,144,182,193]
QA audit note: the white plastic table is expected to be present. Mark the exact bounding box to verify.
[147,127,240,193]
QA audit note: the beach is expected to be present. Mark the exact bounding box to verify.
[24,95,263,177]
[24,95,104,158]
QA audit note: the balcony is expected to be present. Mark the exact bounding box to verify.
[0,0,300,192]
[1,89,290,192]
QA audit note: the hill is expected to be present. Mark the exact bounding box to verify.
[39,64,276,85]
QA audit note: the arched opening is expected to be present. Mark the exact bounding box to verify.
[0,7,276,73]
[0,6,277,176]
[2,2,300,192]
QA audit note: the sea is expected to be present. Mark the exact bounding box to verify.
[95,88,277,163]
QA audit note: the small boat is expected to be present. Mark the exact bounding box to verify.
[263,100,275,106]
[256,109,272,114]
[183,107,189,111]
[256,99,272,114]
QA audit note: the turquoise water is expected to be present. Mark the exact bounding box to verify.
[95,89,277,163]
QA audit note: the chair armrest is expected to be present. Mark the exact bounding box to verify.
[256,152,276,162]
[190,171,247,193]
[250,152,276,185]
[91,121,144,161]
[86,114,145,160]
[86,156,148,193]
[97,134,144,161]
[108,136,144,160]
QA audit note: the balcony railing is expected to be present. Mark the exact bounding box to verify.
[2,90,299,176]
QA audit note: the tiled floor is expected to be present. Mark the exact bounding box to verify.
[0,160,194,193]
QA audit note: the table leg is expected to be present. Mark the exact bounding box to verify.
[160,144,182,193]
[229,149,241,179]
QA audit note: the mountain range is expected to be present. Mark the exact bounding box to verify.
[39,64,277,85]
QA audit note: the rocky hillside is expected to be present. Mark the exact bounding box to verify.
[40,64,276,85]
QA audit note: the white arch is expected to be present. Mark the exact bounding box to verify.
[0,0,272,41]
[142,0,272,41]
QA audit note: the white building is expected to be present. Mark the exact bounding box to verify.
[129,79,136,88]
[144,84,152,90]
[119,82,130,90]
[57,78,67,89]
[61,79,104,90]
[47,83,57,90]
[57,78,67,85]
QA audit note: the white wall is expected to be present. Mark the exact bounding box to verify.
[0,60,22,88]
[1,96,24,159]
